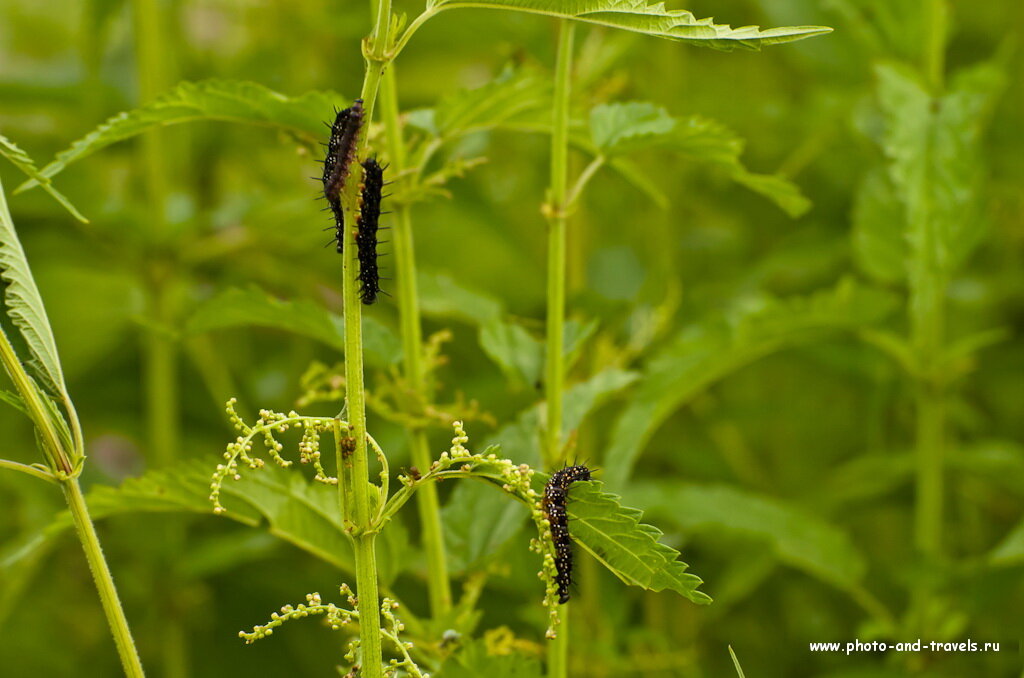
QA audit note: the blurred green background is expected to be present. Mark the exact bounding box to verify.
[1,0,1022,676]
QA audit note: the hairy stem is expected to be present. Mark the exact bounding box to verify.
[379,66,453,617]
[545,20,576,678]
[1,177,142,673]
[339,0,393,673]
[65,478,147,678]
[0,458,58,484]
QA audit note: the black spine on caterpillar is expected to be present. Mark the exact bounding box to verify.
[321,99,364,252]
[355,157,384,305]
[543,465,592,604]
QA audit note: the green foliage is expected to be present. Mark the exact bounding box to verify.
[419,0,831,50]
[443,369,638,571]
[0,134,86,222]
[633,482,866,591]
[587,102,810,215]
[16,80,343,191]
[407,67,549,140]
[417,271,505,325]
[566,480,710,603]
[604,281,898,483]
[0,178,69,397]
[442,639,541,677]
[41,462,409,584]
[872,57,1006,284]
[479,319,544,385]
[186,286,402,367]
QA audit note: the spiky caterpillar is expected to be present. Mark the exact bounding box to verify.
[322,99,364,252]
[543,465,592,604]
[355,158,384,305]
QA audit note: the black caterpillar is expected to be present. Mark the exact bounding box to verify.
[322,100,364,253]
[355,158,385,305]
[543,465,592,604]
[322,99,363,204]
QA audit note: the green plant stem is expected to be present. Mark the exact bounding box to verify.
[0,178,142,674]
[378,66,453,617]
[923,0,948,92]
[545,20,575,678]
[64,478,146,678]
[0,322,70,477]
[544,21,575,471]
[0,458,58,484]
[338,1,394,674]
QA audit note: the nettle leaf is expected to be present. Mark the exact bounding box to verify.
[420,0,831,51]
[417,270,505,325]
[402,68,550,204]
[566,480,710,603]
[0,133,86,222]
[414,67,550,140]
[604,280,898,484]
[632,482,867,591]
[17,80,343,191]
[43,462,409,584]
[875,57,1006,280]
[185,286,401,367]
[479,319,544,386]
[590,101,675,152]
[442,480,529,573]
[588,103,810,216]
[0,177,69,397]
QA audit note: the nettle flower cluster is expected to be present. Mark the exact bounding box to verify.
[208,402,570,644]
[209,398,345,514]
[395,422,566,636]
[240,585,426,678]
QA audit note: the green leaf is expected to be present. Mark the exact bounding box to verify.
[421,1,831,51]
[478,319,543,385]
[874,58,1006,282]
[442,639,542,678]
[561,368,638,439]
[0,176,69,396]
[587,103,810,216]
[590,101,675,153]
[604,281,897,484]
[43,461,408,585]
[729,646,747,678]
[419,66,549,139]
[565,480,710,603]
[442,481,529,573]
[185,286,401,367]
[17,80,343,191]
[852,169,906,284]
[417,270,505,325]
[0,389,27,415]
[631,482,867,591]
[0,133,87,222]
